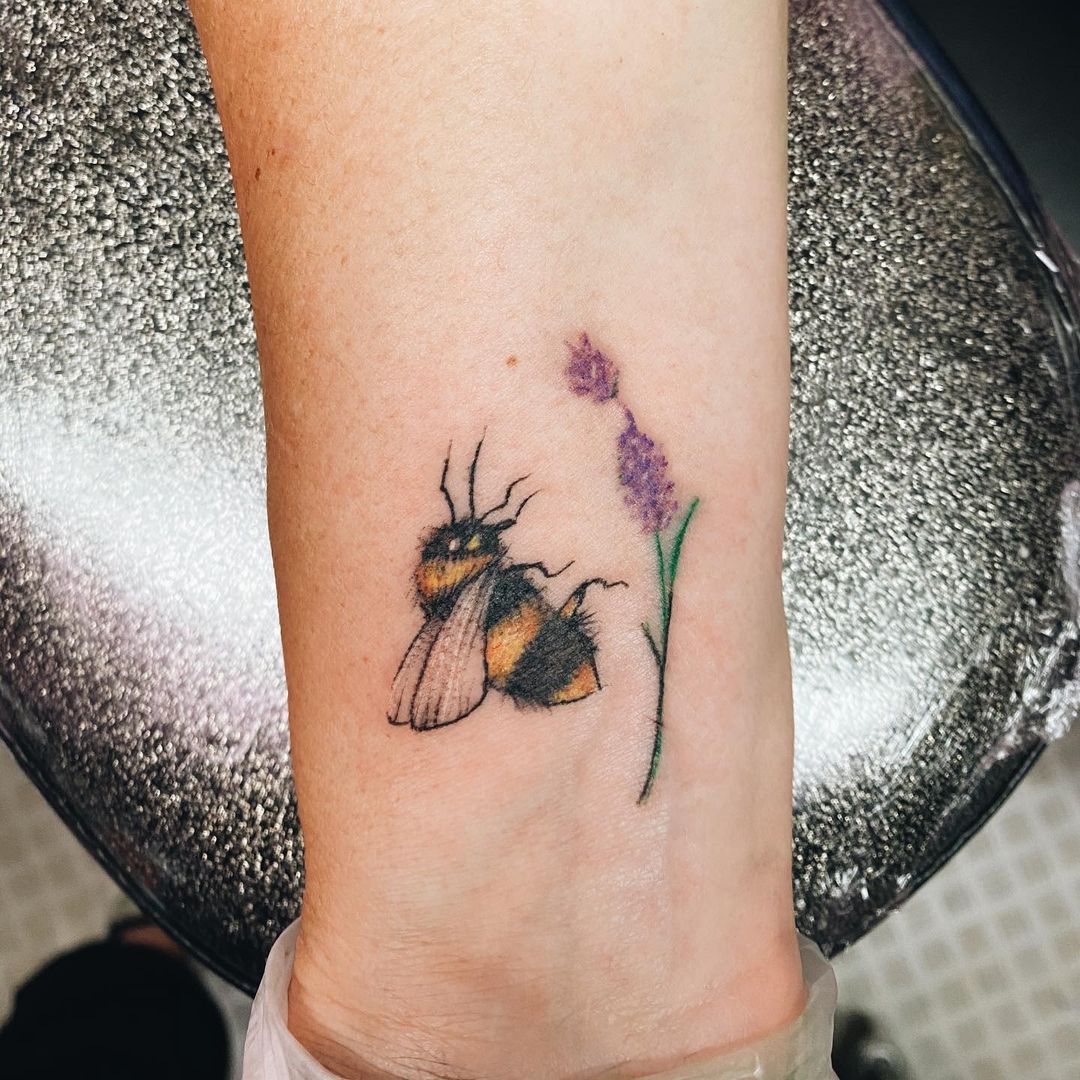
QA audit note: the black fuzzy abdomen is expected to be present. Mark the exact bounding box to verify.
[484,568,601,707]
[504,613,598,706]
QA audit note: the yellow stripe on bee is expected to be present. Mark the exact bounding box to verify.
[485,602,543,685]
[416,554,492,599]
[548,660,599,704]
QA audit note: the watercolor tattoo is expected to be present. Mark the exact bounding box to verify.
[388,437,626,731]
[565,333,700,803]
[389,334,696,805]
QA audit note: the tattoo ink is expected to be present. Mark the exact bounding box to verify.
[565,333,700,803]
[388,437,626,731]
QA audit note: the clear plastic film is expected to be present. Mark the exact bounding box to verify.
[242,926,838,1080]
[638,938,839,1080]
[0,0,1077,990]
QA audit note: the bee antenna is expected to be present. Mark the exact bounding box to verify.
[440,443,456,523]
[480,473,531,521]
[467,431,485,519]
[514,489,541,520]
[493,488,541,530]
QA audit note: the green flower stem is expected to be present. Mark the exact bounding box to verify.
[655,530,670,627]
[638,497,700,804]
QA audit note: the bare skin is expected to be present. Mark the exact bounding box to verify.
[116,923,184,960]
[188,2,801,1077]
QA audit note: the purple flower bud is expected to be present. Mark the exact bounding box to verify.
[617,407,678,533]
[565,333,619,403]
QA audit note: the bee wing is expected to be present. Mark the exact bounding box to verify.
[388,618,443,725]
[409,570,496,731]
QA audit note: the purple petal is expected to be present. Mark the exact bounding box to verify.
[565,332,619,403]
[617,407,678,533]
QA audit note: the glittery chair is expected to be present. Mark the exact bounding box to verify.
[1,0,1077,990]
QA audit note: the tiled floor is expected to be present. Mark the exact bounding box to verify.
[834,723,1080,1078]
[0,742,250,1077]
[0,744,124,1016]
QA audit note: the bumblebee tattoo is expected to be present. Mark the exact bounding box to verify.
[388,438,626,730]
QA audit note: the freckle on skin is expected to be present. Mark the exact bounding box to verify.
[506,355,518,368]
[255,167,261,180]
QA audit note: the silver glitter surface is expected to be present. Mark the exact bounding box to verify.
[0,0,1077,989]
[0,0,294,986]
[788,0,1080,948]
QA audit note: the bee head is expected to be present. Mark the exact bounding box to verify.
[421,520,506,564]
[417,440,541,611]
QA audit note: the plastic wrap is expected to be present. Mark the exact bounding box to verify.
[0,0,1077,991]
[243,925,838,1080]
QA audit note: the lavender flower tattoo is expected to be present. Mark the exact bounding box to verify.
[565,333,700,803]
[566,332,619,402]
[618,409,678,534]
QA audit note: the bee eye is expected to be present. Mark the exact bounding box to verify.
[465,534,481,552]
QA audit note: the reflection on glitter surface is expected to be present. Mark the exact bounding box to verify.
[0,399,278,661]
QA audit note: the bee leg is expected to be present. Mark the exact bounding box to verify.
[558,577,629,618]
[512,559,574,579]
